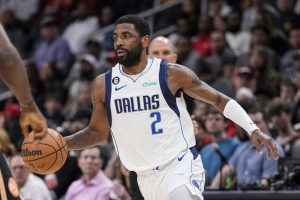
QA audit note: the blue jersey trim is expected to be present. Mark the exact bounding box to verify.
[119,57,154,83]
[159,60,180,117]
[105,69,112,127]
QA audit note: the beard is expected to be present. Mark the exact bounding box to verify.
[117,43,142,67]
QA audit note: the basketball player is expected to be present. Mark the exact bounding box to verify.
[0,24,47,200]
[65,15,279,200]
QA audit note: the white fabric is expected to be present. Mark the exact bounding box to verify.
[21,173,52,200]
[137,149,205,200]
[109,57,195,172]
[223,99,259,136]
[168,185,201,200]
[63,17,98,55]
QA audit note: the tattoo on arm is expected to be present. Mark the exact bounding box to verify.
[65,126,101,150]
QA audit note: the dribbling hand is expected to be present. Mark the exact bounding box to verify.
[250,130,279,160]
[19,101,47,143]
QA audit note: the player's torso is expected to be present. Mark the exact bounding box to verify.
[105,57,195,172]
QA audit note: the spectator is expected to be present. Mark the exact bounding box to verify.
[63,80,92,120]
[0,128,16,156]
[210,107,284,189]
[225,10,250,56]
[275,0,300,35]
[241,0,278,31]
[9,154,52,200]
[175,36,207,80]
[33,15,72,79]
[208,0,232,17]
[266,98,300,158]
[0,10,26,56]
[192,15,213,57]
[43,93,65,128]
[0,103,22,148]
[205,31,237,81]
[237,25,279,71]
[168,17,193,44]
[279,79,298,105]
[148,36,177,63]
[243,46,280,99]
[65,146,114,200]
[281,27,300,79]
[64,54,97,91]
[200,107,240,185]
[63,2,98,55]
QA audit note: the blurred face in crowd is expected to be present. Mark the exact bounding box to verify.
[77,81,92,105]
[251,29,270,46]
[175,36,191,62]
[197,15,212,34]
[78,147,103,180]
[227,11,241,33]
[205,112,226,137]
[249,50,266,70]
[44,97,62,116]
[41,24,58,41]
[249,112,269,133]
[213,16,226,33]
[270,111,290,133]
[280,84,296,103]
[148,36,177,63]
[100,6,114,26]
[211,31,225,52]
[177,18,191,35]
[289,29,300,49]
[192,101,209,120]
[277,0,293,12]
[10,155,30,187]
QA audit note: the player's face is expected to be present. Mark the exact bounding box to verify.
[113,23,148,67]
[148,40,177,63]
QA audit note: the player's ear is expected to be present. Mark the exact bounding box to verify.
[142,35,150,48]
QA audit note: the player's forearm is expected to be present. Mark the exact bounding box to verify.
[65,126,107,150]
[0,46,33,106]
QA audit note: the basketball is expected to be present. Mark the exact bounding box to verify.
[21,128,68,175]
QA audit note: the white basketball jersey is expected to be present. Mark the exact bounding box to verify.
[105,57,195,172]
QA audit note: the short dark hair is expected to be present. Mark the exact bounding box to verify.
[248,106,269,122]
[115,14,150,37]
[265,98,293,117]
[205,106,226,121]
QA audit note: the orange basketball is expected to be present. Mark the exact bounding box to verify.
[21,128,68,175]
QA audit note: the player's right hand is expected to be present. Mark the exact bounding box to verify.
[19,101,47,143]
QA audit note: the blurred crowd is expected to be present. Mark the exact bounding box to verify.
[1,0,300,199]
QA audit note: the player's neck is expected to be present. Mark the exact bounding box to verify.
[122,54,148,75]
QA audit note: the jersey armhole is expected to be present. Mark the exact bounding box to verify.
[159,60,180,117]
[105,70,112,127]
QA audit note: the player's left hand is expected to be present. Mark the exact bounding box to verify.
[250,130,279,160]
[19,101,47,143]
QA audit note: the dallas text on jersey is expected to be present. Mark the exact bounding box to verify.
[114,94,160,114]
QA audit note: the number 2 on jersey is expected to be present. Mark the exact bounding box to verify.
[150,112,163,134]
